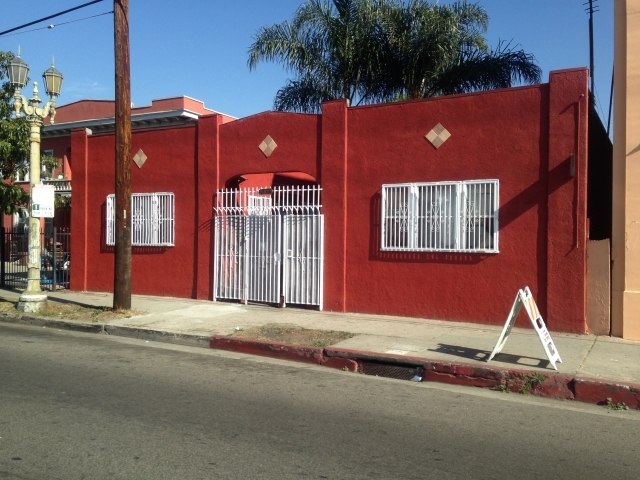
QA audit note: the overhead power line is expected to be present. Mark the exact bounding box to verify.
[0,0,105,37]
[0,11,113,37]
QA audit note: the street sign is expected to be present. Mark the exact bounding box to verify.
[488,287,562,370]
[31,184,55,218]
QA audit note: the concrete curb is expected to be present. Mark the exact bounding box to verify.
[0,313,106,334]
[2,315,639,410]
[0,314,211,348]
[212,337,640,410]
[105,325,211,348]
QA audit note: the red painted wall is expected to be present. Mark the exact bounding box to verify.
[345,86,551,327]
[57,68,590,332]
[346,87,548,322]
[70,125,198,297]
[46,100,115,125]
[336,70,587,331]
[218,111,321,183]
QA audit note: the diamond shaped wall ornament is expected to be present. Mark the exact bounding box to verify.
[133,149,147,168]
[425,123,451,149]
[259,135,277,157]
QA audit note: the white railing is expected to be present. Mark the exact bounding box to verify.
[106,192,175,246]
[43,178,71,192]
[381,180,499,253]
[214,185,322,216]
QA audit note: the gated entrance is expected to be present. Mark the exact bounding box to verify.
[0,227,71,291]
[213,185,324,309]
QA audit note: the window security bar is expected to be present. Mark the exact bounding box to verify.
[381,180,499,253]
[106,192,175,247]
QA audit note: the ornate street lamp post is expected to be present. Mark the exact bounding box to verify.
[7,50,63,312]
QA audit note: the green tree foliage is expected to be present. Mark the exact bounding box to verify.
[248,0,542,113]
[0,51,59,215]
[0,52,30,213]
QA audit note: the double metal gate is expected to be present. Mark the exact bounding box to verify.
[213,186,324,309]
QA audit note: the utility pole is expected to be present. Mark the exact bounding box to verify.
[585,0,599,103]
[607,66,614,136]
[113,0,132,310]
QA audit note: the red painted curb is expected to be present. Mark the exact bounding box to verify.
[423,363,503,388]
[209,336,358,372]
[574,379,640,408]
[211,336,639,409]
[527,373,575,400]
[495,371,576,400]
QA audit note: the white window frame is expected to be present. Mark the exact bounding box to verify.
[106,192,175,246]
[381,180,499,253]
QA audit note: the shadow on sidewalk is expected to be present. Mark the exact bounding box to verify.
[429,343,551,369]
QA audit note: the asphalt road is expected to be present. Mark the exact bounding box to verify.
[0,323,639,480]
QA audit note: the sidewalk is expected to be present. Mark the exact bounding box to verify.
[2,288,639,408]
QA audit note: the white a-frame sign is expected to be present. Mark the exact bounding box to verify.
[488,287,562,370]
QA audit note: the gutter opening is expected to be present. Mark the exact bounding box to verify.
[359,360,423,382]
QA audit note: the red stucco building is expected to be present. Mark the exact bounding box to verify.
[39,68,612,333]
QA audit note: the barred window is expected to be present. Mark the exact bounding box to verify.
[106,193,175,246]
[381,180,499,253]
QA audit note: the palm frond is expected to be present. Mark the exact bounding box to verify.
[274,76,333,113]
[430,41,542,96]
[247,0,541,111]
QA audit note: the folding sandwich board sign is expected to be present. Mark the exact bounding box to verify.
[488,286,562,370]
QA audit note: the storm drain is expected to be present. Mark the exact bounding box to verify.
[359,361,423,382]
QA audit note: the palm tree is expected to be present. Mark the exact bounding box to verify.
[248,0,392,112]
[378,1,541,99]
[248,0,541,113]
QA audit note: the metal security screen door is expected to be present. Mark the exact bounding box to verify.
[214,186,324,309]
[283,215,324,307]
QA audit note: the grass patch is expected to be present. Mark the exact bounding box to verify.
[492,373,547,394]
[0,300,17,314]
[606,397,629,411]
[0,299,145,323]
[230,323,354,347]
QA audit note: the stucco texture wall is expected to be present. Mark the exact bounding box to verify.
[218,111,321,183]
[344,86,550,326]
[339,69,588,331]
[76,126,198,297]
[62,68,590,333]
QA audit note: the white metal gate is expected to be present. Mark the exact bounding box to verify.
[213,186,324,309]
[283,215,324,307]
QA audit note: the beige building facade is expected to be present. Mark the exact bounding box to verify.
[612,0,640,339]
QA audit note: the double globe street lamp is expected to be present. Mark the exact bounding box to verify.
[7,50,63,312]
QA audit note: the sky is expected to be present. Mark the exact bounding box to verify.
[0,0,614,124]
